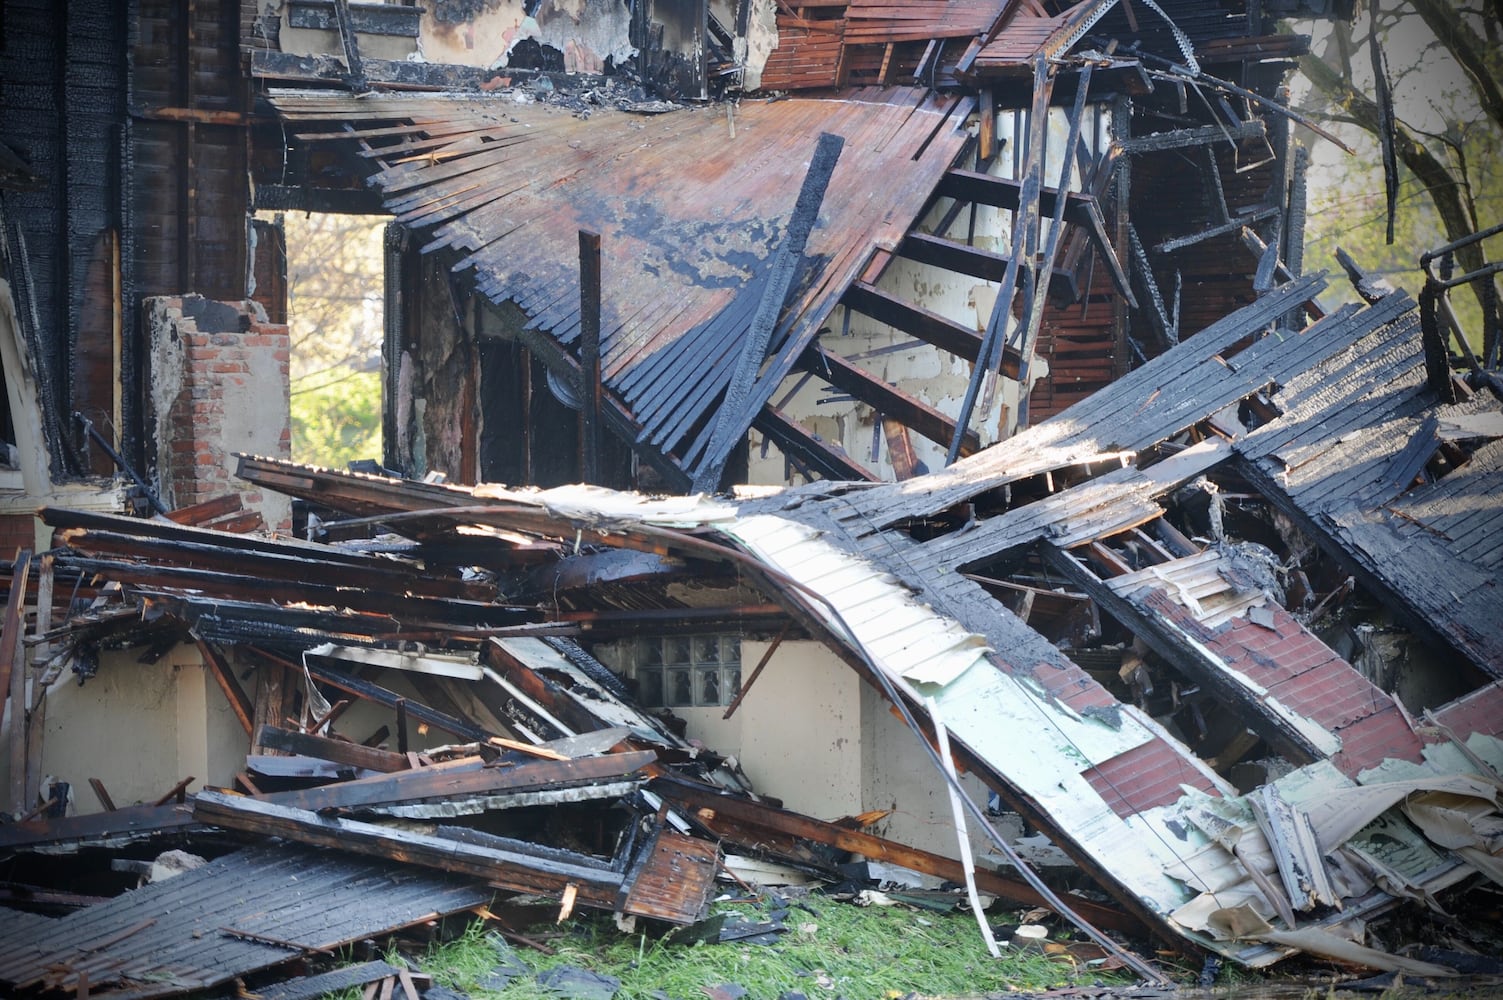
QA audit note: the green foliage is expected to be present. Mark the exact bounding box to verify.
[290,369,382,469]
[419,895,1135,1000]
[1289,7,1503,354]
[265,210,390,469]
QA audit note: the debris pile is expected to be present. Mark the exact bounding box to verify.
[4,259,1503,995]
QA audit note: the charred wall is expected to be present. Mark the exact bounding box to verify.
[0,0,129,477]
[0,0,253,483]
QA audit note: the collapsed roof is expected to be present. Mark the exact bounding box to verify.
[7,259,1503,986]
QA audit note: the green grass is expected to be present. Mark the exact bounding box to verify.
[416,893,1135,1000]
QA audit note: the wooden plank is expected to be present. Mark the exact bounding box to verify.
[842,281,1016,372]
[694,132,846,492]
[752,406,879,482]
[296,657,497,744]
[3,550,32,816]
[619,827,719,923]
[579,229,603,484]
[255,724,412,773]
[882,419,923,480]
[193,790,626,908]
[0,801,203,851]
[799,342,980,454]
[164,493,243,525]
[250,747,655,814]
[24,554,53,808]
[198,640,255,738]
[652,775,1141,934]
[253,961,403,1000]
[89,778,118,812]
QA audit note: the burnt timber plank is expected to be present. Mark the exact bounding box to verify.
[255,724,411,773]
[897,232,1078,302]
[0,801,202,851]
[694,132,846,492]
[292,657,496,743]
[798,342,981,455]
[842,281,1017,373]
[254,961,404,1000]
[934,169,1131,300]
[41,506,410,570]
[249,749,657,814]
[56,527,494,601]
[54,556,530,627]
[193,790,625,908]
[618,827,719,923]
[752,406,880,482]
[652,775,1140,934]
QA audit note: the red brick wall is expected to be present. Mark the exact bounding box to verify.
[148,296,292,530]
[0,513,38,555]
[1145,591,1427,776]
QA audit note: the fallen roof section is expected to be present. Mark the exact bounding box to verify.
[0,843,493,999]
[273,87,975,488]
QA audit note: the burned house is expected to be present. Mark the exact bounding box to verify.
[3,0,1503,994]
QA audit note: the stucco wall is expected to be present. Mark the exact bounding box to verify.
[652,638,994,859]
[0,645,244,816]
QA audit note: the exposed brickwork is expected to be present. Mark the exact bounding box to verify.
[147,296,292,531]
[1024,654,1120,713]
[0,513,38,554]
[1083,736,1219,818]
[1145,591,1426,775]
[1432,682,1503,739]
[1008,650,1219,819]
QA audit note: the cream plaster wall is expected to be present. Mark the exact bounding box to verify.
[654,638,991,859]
[747,104,1108,487]
[717,638,863,820]
[0,645,246,816]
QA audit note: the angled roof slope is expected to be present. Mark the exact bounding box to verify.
[275,88,973,485]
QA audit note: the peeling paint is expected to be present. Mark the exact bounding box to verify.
[416,0,634,74]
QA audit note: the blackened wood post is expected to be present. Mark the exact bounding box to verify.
[3,550,32,814]
[331,0,369,93]
[695,132,845,492]
[579,230,603,484]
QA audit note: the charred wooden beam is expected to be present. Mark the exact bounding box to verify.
[271,654,496,744]
[0,801,205,852]
[896,233,1077,302]
[949,56,1054,464]
[934,170,1132,304]
[247,746,655,814]
[1114,119,1266,155]
[652,774,1142,935]
[798,342,980,455]
[3,551,31,812]
[56,528,495,602]
[579,229,604,484]
[695,132,845,492]
[198,641,255,738]
[56,556,531,628]
[330,0,369,92]
[194,790,626,908]
[484,642,617,741]
[752,406,879,482]
[42,506,478,582]
[842,282,1017,373]
[255,724,411,773]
